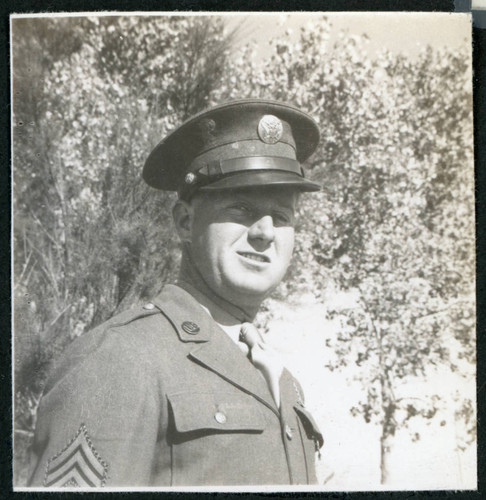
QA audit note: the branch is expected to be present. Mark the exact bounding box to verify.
[47,303,72,328]
[14,250,33,289]
[27,207,60,250]
[356,288,398,410]
[14,429,34,438]
[414,301,471,321]
[395,396,428,404]
[25,236,61,298]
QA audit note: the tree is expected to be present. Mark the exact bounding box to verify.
[13,14,475,486]
[217,18,475,483]
[12,15,237,485]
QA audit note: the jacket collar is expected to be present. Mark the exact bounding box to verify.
[151,284,213,343]
[151,284,279,413]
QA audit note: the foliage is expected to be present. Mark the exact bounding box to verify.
[215,18,475,482]
[12,15,236,485]
[12,15,475,486]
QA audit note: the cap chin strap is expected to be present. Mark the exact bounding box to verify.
[195,156,303,179]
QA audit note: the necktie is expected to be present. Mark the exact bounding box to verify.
[239,323,283,408]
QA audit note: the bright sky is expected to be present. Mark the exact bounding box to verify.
[224,12,472,60]
[10,11,471,60]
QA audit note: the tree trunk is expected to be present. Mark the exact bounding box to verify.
[380,372,396,485]
[380,425,393,484]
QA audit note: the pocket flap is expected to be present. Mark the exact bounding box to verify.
[294,405,324,448]
[168,392,266,433]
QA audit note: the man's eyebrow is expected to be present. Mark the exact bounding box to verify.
[270,199,297,212]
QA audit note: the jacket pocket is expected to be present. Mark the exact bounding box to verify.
[168,392,266,434]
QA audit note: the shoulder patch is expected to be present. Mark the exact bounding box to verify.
[44,424,108,488]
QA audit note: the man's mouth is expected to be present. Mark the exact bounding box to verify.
[237,252,270,263]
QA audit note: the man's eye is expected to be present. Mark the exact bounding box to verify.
[231,204,252,214]
[273,213,292,226]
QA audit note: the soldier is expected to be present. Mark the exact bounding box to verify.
[28,99,324,488]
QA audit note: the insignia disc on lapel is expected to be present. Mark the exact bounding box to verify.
[182,321,200,334]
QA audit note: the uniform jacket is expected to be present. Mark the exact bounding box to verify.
[28,284,323,488]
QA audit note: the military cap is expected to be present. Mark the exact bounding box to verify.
[143,99,321,199]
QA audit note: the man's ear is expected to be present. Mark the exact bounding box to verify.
[172,199,193,243]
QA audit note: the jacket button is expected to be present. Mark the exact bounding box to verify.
[143,303,155,310]
[214,411,227,424]
[185,172,196,184]
[285,424,293,440]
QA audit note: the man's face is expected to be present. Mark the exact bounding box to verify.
[188,187,298,305]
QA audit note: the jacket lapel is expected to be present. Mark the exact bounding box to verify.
[151,284,279,414]
[188,328,279,414]
[279,368,303,408]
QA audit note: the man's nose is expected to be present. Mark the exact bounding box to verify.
[248,215,275,247]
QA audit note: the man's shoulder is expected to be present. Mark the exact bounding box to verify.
[42,283,216,396]
[65,300,171,356]
[43,285,197,394]
[64,283,200,353]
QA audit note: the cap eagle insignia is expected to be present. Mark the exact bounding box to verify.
[257,115,283,144]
